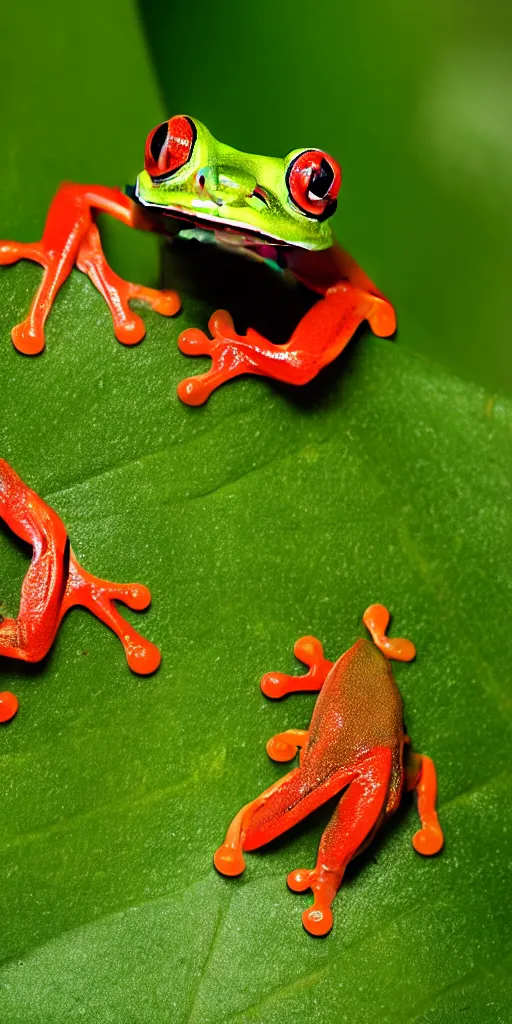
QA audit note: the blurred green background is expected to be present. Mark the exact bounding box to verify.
[142,0,512,395]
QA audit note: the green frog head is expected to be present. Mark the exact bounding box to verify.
[134,115,341,251]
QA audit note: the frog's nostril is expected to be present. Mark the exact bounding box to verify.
[251,185,270,207]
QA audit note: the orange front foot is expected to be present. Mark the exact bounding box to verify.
[266,729,309,762]
[363,604,416,662]
[177,282,395,406]
[0,183,180,354]
[177,311,259,406]
[260,635,333,699]
[406,752,444,855]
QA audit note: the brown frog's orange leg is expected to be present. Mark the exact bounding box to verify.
[266,728,309,763]
[288,746,393,936]
[0,459,160,674]
[177,282,394,406]
[260,635,333,699]
[405,751,444,856]
[0,183,180,355]
[213,769,298,877]
[363,603,416,662]
[214,760,358,879]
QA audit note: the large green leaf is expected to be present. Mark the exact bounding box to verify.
[1,2,511,1022]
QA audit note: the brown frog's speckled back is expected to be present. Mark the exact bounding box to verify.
[303,639,404,781]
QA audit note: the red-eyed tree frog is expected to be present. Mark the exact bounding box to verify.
[214,605,443,937]
[0,116,395,405]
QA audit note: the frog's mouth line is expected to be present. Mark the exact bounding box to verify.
[129,180,313,250]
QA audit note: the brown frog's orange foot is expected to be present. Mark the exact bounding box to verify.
[406,752,444,855]
[363,604,416,662]
[0,183,180,355]
[260,635,334,699]
[266,729,309,762]
[287,868,335,937]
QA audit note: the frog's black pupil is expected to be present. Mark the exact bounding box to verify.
[150,122,169,163]
[309,158,334,199]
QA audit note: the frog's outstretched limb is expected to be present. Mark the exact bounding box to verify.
[0,183,180,354]
[75,221,180,345]
[260,635,333,699]
[213,760,357,880]
[213,769,300,877]
[363,603,416,662]
[405,751,444,855]
[287,746,393,936]
[177,283,395,406]
[0,458,69,662]
[266,729,309,763]
[0,459,160,674]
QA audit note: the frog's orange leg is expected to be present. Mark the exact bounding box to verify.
[177,281,395,406]
[363,603,416,662]
[266,729,309,763]
[405,751,444,855]
[260,635,333,699]
[0,183,180,354]
[75,221,180,346]
[214,759,358,879]
[0,459,160,674]
[213,768,299,877]
[0,458,69,662]
[288,746,393,936]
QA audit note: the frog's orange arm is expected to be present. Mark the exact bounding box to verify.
[260,635,333,699]
[0,459,160,674]
[0,184,180,354]
[177,241,395,406]
[363,603,416,662]
[406,751,444,855]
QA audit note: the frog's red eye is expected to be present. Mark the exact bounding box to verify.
[286,150,341,220]
[144,115,196,181]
